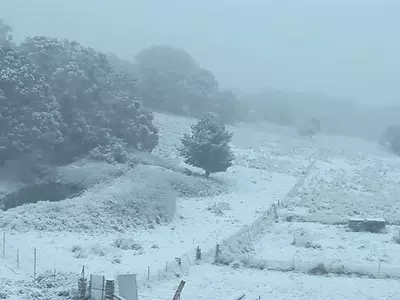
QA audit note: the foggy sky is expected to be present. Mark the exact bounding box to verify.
[1,0,399,105]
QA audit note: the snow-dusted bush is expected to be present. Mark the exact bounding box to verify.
[133,165,228,198]
[0,19,13,45]
[0,43,63,164]
[392,231,400,244]
[390,130,400,156]
[0,160,229,232]
[112,237,143,253]
[128,150,184,172]
[0,168,177,232]
[90,243,108,257]
[89,138,130,164]
[15,35,159,165]
[308,263,328,275]
[165,175,227,197]
[71,245,87,259]
[16,270,79,300]
[207,201,231,215]
[54,160,128,187]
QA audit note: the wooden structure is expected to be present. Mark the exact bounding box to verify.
[172,280,185,300]
[348,217,386,233]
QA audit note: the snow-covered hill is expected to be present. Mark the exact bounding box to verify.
[1,112,399,300]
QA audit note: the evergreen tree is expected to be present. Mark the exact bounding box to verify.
[180,114,234,178]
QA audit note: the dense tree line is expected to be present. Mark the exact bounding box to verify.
[0,21,239,177]
[110,45,246,124]
[0,22,158,168]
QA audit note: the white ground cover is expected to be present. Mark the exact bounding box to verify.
[139,264,399,300]
[1,112,398,300]
[282,154,400,222]
[252,221,400,273]
[1,113,315,299]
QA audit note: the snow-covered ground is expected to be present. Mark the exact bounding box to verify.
[0,113,312,299]
[139,264,399,300]
[0,166,296,281]
[1,112,400,299]
[282,154,400,222]
[251,221,400,274]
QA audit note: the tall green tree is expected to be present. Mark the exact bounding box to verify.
[180,114,234,178]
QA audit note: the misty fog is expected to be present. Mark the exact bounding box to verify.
[1,0,400,141]
[2,0,400,104]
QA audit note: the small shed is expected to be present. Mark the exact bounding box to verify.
[348,217,386,233]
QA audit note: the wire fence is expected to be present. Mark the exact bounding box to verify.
[200,156,318,264]
[214,251,400,279]
[0,232,41,279]
[0,230,200,283]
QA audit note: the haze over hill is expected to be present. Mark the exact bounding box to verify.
[1,0,400,105]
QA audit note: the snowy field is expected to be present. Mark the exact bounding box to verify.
[251,221,400,272]
[0,113,312,299]
[0,166,296,281]
[1,112,400,299]
[139,264,399,300]
[281,153,400,223]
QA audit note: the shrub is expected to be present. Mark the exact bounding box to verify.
[112,237,143,253]
[392,231,400,244]
[380,125,400,155]
[207,202,231,215]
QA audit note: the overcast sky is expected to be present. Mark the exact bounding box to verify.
[1,0,399,104]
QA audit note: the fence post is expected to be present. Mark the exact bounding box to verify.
[88,274,93,300]
[175,257,182,272]
[214,244,220,264]
[292,255,295,270]
[33,248,37,280]
[2,232,5,257]
[17,249,19,267]
[101,275,105,300]
[196,246,201,262]
[147,266,150,280]
[378,262,381,277]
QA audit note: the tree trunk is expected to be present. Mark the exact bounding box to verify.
[205,170,210,178]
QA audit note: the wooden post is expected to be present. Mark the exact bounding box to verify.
[101,275,105,300]
[147,266,150,280]
[17,249,19,267]
[172,280,185,300]
[196,246,201,261]
[215,244,220,264]
[2,232,5,257]
[33,248,37,280]
[88,274,93,300]
[175,257,182,272]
